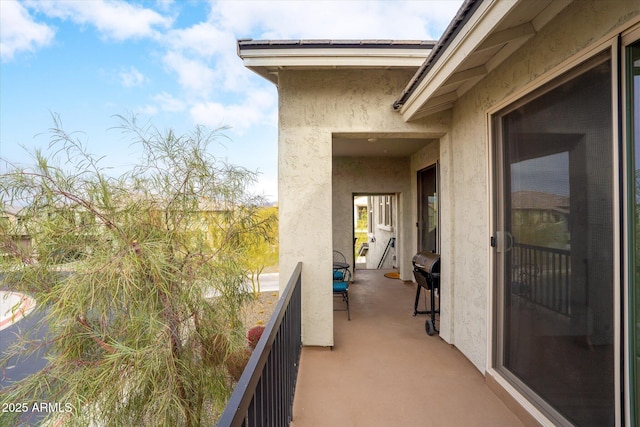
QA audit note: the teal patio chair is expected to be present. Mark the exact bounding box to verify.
[333,261,351,320]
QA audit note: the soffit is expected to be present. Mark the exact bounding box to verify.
[237,40,434,85]
[397,0,573,121]
[332,135,439,158]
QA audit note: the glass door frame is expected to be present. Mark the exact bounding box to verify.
[623,23,640,427]
[488,37,623,425]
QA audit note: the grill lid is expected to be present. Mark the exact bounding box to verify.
[412,251,440,274]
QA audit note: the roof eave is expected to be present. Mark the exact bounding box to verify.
[396,0,573,121]
[237,40,435,85]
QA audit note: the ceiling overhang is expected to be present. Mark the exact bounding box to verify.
[332,133,441,158]
[395,0,573,121]
[237,40,435,85]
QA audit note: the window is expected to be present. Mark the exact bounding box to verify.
[384,196,393,227]
[367,197,374,234]
[375,195,394,229]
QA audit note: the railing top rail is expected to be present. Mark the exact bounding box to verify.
[513,242,570,255]
[217,262,303,427]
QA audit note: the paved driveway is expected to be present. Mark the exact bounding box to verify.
[1,305,50,426]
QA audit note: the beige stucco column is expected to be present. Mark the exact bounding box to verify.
[278,126,334,346]
[437,133,453,343]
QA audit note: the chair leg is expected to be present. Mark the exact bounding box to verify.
[344,291,350,321]
[333,289,351,320]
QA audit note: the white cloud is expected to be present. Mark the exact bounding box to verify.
[0,0,55,62]
[163,20,249,93]
[209,0,462,40]
[153,91,186,112]
[24,0,173,41]
[119,66,147,88]
[162,51,217,97]
[190,89,277,133]
[166,21,231,58]
[135,104,159,116]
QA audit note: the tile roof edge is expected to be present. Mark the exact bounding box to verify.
[237,39,436,50]
[392,0,483,111]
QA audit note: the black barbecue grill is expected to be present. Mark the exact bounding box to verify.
[412,251,440,336]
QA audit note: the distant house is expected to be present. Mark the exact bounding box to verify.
[0,206,31,261]
[352,194,397,269]
[0,198,246,265]
[238,1,640,425]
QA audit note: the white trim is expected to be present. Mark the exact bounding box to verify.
[240,48,430,69]
[240,48,431,84]
[486,109,498,371]
[486,368,558,426]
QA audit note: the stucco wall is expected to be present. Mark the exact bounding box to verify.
[278,68,449,346]
[332,157,410,276]
[440,0,639,371]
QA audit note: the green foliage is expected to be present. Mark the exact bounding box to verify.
[243,206,278,294]
[0,114,275,426]
[512,210,569,250]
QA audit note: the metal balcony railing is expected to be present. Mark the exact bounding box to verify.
[512,243,572,316]
[217,262,302,427]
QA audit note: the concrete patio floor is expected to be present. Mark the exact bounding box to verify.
[290,269,524,427]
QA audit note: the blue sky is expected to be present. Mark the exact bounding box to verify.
[0,0,463,201]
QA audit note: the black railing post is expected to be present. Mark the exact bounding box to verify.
[217,262,303,427]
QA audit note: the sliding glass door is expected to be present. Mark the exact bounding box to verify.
[494,50,615,426]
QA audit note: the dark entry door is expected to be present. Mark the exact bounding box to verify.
[417,164,437,253]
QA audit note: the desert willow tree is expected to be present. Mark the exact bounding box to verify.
[0,115,276,426]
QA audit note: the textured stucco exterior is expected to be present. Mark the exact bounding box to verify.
[277,69,449,346]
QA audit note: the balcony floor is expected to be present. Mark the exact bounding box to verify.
[290,269,524,427]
